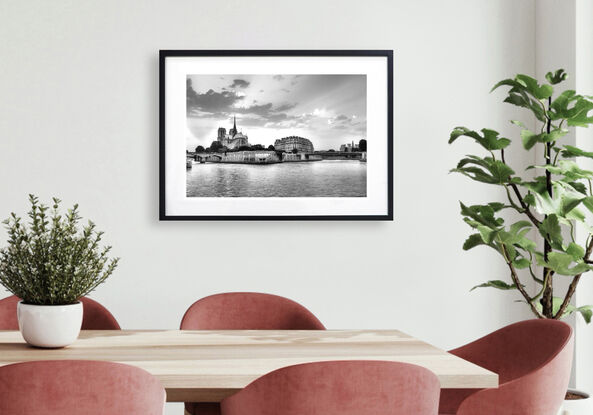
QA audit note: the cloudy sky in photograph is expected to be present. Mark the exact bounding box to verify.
[186,74,366,151]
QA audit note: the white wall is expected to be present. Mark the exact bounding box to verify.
[0,0,538,412]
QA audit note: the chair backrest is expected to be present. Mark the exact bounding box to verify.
[0,360,165,415]
[221,361,440,415]
[449,319,572,383]
[0,295,120,330]
[449,319,574,415]
[80,297,121,330]
[0,295,19,329]
[180,292,325,330]
[439,319,573,415]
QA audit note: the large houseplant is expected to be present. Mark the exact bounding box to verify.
[450,69,593,413]
[0,195,118,347]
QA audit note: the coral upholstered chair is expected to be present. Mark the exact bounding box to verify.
[79,296,121,330]
[0,295,120,330]
[181,292,325,415]
[220,361,441,415]
[0,295,19,329]
[180,292,325,330]
[0,360,165,414]
[439,319,573,415]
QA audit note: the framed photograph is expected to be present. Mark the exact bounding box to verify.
[159,50,393,220]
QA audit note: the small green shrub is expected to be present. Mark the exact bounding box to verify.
[0,195,119,305]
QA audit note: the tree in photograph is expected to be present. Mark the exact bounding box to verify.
[267,145,275,151]
[195,145,205,153]
[209,141,223,152]
[358,139,367,152]
[451,69,593,322]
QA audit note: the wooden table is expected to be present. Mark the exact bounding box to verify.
[0,330,497,402]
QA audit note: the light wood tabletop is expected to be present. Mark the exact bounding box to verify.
[0,330,497,402]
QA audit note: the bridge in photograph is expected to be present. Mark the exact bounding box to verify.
[313,151,365,160]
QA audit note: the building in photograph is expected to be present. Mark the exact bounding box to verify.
[274,136,314,153]
[217,116,249,149]
[339,141,360,152]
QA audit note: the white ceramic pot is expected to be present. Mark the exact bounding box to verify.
[558,389,593,415]
[17,301,83,348]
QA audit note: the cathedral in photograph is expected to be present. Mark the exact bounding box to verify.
[216,116,249,149]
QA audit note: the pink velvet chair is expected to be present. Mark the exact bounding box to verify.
[0,360,165,414]
[181,292,325,415]
[221,360,440,415]
[0,295,120,330]
[439,319,573,415]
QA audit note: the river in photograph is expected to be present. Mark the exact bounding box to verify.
[186,160,367,197]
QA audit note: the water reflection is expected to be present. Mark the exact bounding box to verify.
[186,160,367,197]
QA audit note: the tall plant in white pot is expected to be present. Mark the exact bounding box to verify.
[450,70,593,415]
[0,195,119,348]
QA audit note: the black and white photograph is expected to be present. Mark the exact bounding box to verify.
[185,74,367,198]
[160,51,393,220]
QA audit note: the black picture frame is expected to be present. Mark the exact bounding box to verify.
[159,50,393,221]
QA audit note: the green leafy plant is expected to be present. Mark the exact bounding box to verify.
[0,195,119,305]
[450,69,593,322]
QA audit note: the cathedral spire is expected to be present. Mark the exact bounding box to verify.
[232,115,237,137]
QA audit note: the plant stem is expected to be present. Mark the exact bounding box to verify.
[509,183,542,227]
[542,97,554,318]
[500,244,544,318]
[500,148,541,227]
[555,237,593,318]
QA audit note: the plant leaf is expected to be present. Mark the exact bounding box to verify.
[577,305,593,323]
[546,69,568,85]
[520,129,568,150]
[449,127,511,150]
[452,156,514,185]
[566,242,585,261]
[567,98,593,126]
[538,215,563,250]
[536,251,592,276]
[463,234,486,251]
[516,74,554,100]
[562,145,593,159]
[521,130,538,150]
[459,202,505,229]
[471,280,517,291]
[513,258,531,269]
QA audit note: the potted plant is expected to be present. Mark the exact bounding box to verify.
[450,69,593,415]
[0,195,119,348]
